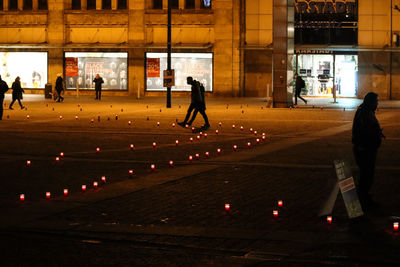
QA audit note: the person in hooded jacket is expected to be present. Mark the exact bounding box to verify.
[9,76,24,110]
[352,92,385,211]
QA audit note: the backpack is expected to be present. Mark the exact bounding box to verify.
[300,78,305,88]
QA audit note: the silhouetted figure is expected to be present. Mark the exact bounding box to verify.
[178,77,210,130]
[294,73,307,105]
[9,77,24,110]
[93,74,104,100]
[55,74,64,102]
[0,75,9,120]
[352,92,384,211]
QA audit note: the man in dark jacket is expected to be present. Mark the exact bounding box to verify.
[352,92,384,211]
[93,74,104,100]
[178,77,210,130]
[0,75,9,120]
[9,76,24,110]
[294,73,307,105]
[55,74,64,102]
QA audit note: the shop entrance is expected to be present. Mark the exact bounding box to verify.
[295,53,358,97]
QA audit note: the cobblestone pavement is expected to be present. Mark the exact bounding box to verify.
[1,95,400,266]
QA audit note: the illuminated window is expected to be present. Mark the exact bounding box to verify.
[153,0,162,9]
[23,0,32,10]
[9,0,18,10]
[87,0,96,10]
[38,0,47,9]
[102,0,111,9]
[185,0,195,9]
[201,0,211,8]
[71,0,81,10]
[118,0,127,9]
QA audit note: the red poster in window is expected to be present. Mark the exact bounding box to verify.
[147,58,160,78]
[65,57,78,77]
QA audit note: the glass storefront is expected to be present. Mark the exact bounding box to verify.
[0,52,48,88]
[146,53,213,92]
[296,53,358,97]
[64,52,128,90]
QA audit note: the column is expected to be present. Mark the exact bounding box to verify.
[112,0,117,9]
[96,0,101,9]
[179,0,184,9]
[33,0,38,10]
[18,0,23,10]
[82,0,87,9]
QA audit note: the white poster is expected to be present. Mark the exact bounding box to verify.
[0,52,48,88]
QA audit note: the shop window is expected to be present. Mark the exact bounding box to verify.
[9,0,18,10]
[117,0,127,9]
[38,0,47,9]
[87,0,96,10]
[185,0,195,9]
[153,0,162,9]
[102,0,111,9]
[23,0,33,10]
[201,0,211,9]
[71,0,81,10]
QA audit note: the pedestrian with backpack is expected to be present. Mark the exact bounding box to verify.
[294,73,307,105]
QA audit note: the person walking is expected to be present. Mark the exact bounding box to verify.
[55,73,64,102]
[352,92,385,211]
[9,76,25,110]
[0,75,9,120]
[294,73,307,105]
[178,77,210,130]
[93,74,104,100]
[186,81,210,130]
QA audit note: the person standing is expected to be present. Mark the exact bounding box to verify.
[55,73,64,102]
[178,77,210,130]
[9,76,24,110]
[352,92,384,211]
[294,73,307,105]
[93,74,104,100]
[0,75,9,120]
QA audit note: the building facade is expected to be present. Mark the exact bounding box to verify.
[0,0,399,105]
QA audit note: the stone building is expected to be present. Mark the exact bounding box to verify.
[0,0,399,106]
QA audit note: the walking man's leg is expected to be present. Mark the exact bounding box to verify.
[199,109,210,128]
[9,99,16,109]
[187,109,199,125]
[182,103,195,124]
[17,99,23,108]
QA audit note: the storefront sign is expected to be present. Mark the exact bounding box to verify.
[295,0,357,15]
[163,69,175,87]
[296,49,333,54]
[65,57,78,77]
[147,58,160,78]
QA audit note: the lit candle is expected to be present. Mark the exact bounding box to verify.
[115,114,118,120]
[189,155,193,161]
[20,194,25,201]
[63,189,68,196]
[273,210,278,217]
[93,181,98,188]
[205,152,210,157]
[129,169,134,175]
[247,142,251,148]
[46,192,51,199]
[26,160,31,166]
[262,135,266,140]
[59,115,63,120]
[96,147,100,152]
[394,222,399,231]
[218,122,222,127]
[217,148,221,154]
[75,116,78,120]
[26,115,30,119]
[195,153,200,159]
[101,176,106,182]
[262,132,266,136]
[175,140,179,145]
[152,142,156,148]
[256,138,260,144]
[55,157,60,162]
[157,122,160,126]
[240,126,244,131]
[172,123,176,127]
[130,144,134,150]
[196,135,200,140]
[128,121,131,125]
[169,160,174,166]
[82,185,86,191]
[254,131,258,135]
[190,137,193,142]
[60,152,64,157]
[204,133,208,138]
[232,124,236,129]
[215,130,219,134]
[278,200,283,207]
[327,216,333,224]
[90,119,94,123]
[151,164,155,170]
[199,132,203,136]
[250,128,253,132]
[192,127,195,132]
[233,145,237,151]
[225,203,230,211]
